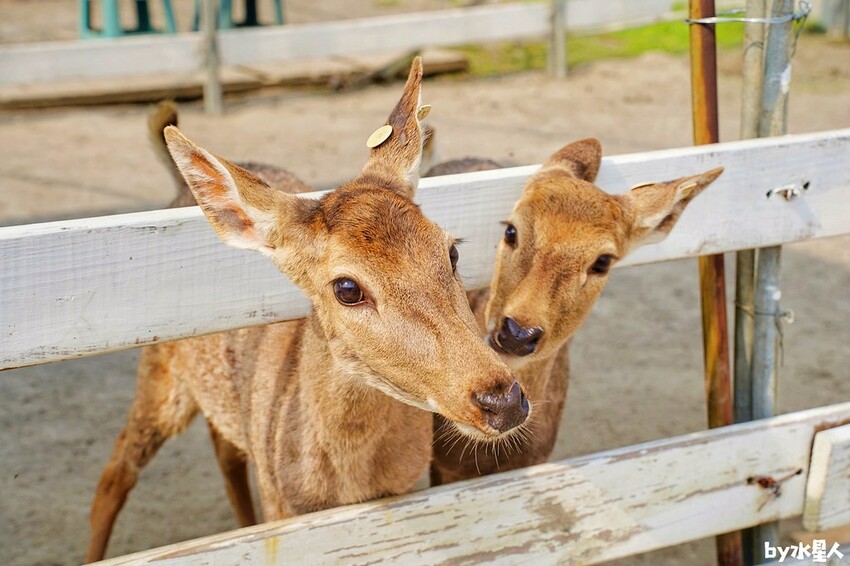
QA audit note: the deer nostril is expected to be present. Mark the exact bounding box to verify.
[473,381,529,433]
[495,317,544,356]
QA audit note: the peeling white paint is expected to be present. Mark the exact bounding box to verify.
[781,63,793,94]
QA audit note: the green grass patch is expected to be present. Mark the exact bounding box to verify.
[456,19,746,77]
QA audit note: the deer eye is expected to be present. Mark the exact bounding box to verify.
[333,278,366,305]
[504,224,517,247]
[449,244,459,272]
[589,254,614,275]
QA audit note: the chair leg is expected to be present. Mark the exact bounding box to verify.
[135,0,153,33]
[102,0,122,37]
[274,0,284,25]
[219,0,234,29]
[244,0,258,26]
[78,0,91,38]
[162,0,178,33]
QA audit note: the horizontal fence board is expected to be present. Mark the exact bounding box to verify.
[0,1,680,86]
[2,129,850,370]
[96,402,850,565]
[1,4,549,86]
[804,424,850,532]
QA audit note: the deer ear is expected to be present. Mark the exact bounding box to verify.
[541,138,602,182]
[165,126,312,255]
[360,56,426,198]
[623,167,724,246]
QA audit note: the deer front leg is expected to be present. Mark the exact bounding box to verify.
[86,346,198,563]
[208,421,256,527]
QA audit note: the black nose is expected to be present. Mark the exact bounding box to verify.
[473,381,529,433]
[495,317,543,356]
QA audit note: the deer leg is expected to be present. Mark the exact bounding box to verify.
[208,421,257,527]
[86,347,198,563]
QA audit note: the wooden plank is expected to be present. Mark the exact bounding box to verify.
[0,50,468,110]
[804,424,850,531]
[2,130,850,370]
[0,68,262,110]
[94,402,850,565]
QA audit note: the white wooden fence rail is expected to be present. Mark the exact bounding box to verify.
[95,402,850,565]
[3,129,850,370]
[0,0,675,86]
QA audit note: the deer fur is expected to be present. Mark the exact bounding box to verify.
[429,139,723,485]
[86,59,529,562]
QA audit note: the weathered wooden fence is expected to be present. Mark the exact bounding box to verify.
[0,0,676,87]
[2,130,849,563]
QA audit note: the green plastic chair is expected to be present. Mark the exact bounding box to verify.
[193,0,285,30]
[79,0,177,38]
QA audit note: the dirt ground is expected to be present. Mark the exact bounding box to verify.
[1,1,849,564]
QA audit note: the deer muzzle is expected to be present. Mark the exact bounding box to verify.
[492,317,544,357]
[472,381,529,433]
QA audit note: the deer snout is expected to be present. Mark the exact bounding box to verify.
[473,381,529,433]
[494,317,543,356]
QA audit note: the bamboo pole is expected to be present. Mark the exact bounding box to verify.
[688,2,742,565]
[749,0,794,561]
[202,0,223,115]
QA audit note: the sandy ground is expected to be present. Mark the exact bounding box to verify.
[1,2,850,564]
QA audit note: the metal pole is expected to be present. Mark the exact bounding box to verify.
[548,0,567,78]
[688,2,743,565]
[750,0,794,561]
[202,0,223,115]
[735,2,765,559]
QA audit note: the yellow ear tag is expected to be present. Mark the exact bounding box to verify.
[367,125,393,149]
[417,104,432,121]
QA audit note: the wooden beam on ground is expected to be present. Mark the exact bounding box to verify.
[0,49,469,110]
[93,402,850,565]
[2,130,850,370]
[0,69,262,110]
[804,424,850,532]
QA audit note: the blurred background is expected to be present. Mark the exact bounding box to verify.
[0,1,848,564]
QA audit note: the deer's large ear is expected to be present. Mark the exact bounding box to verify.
[164,126,315,257]
[360,56,427,198]
[622,167,723,246]
[540,138,602,182]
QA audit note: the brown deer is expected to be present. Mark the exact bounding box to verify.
[429,139,723,484]
[86,59,530,562]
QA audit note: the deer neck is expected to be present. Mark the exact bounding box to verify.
[272,313,431,511]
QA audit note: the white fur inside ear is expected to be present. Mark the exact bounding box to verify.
[171,143,277,252]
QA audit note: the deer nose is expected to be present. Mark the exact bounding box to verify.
[473,381,529,433]
[495,317,543,356]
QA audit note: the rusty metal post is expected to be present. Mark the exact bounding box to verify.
[688,1,743,565]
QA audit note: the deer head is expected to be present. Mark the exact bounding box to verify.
[165,58,528,439]
[486,138,723,366]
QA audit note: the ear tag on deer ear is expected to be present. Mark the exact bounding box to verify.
[629,181,654,190]
[367,125,393,149]
[417,104,432,121]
